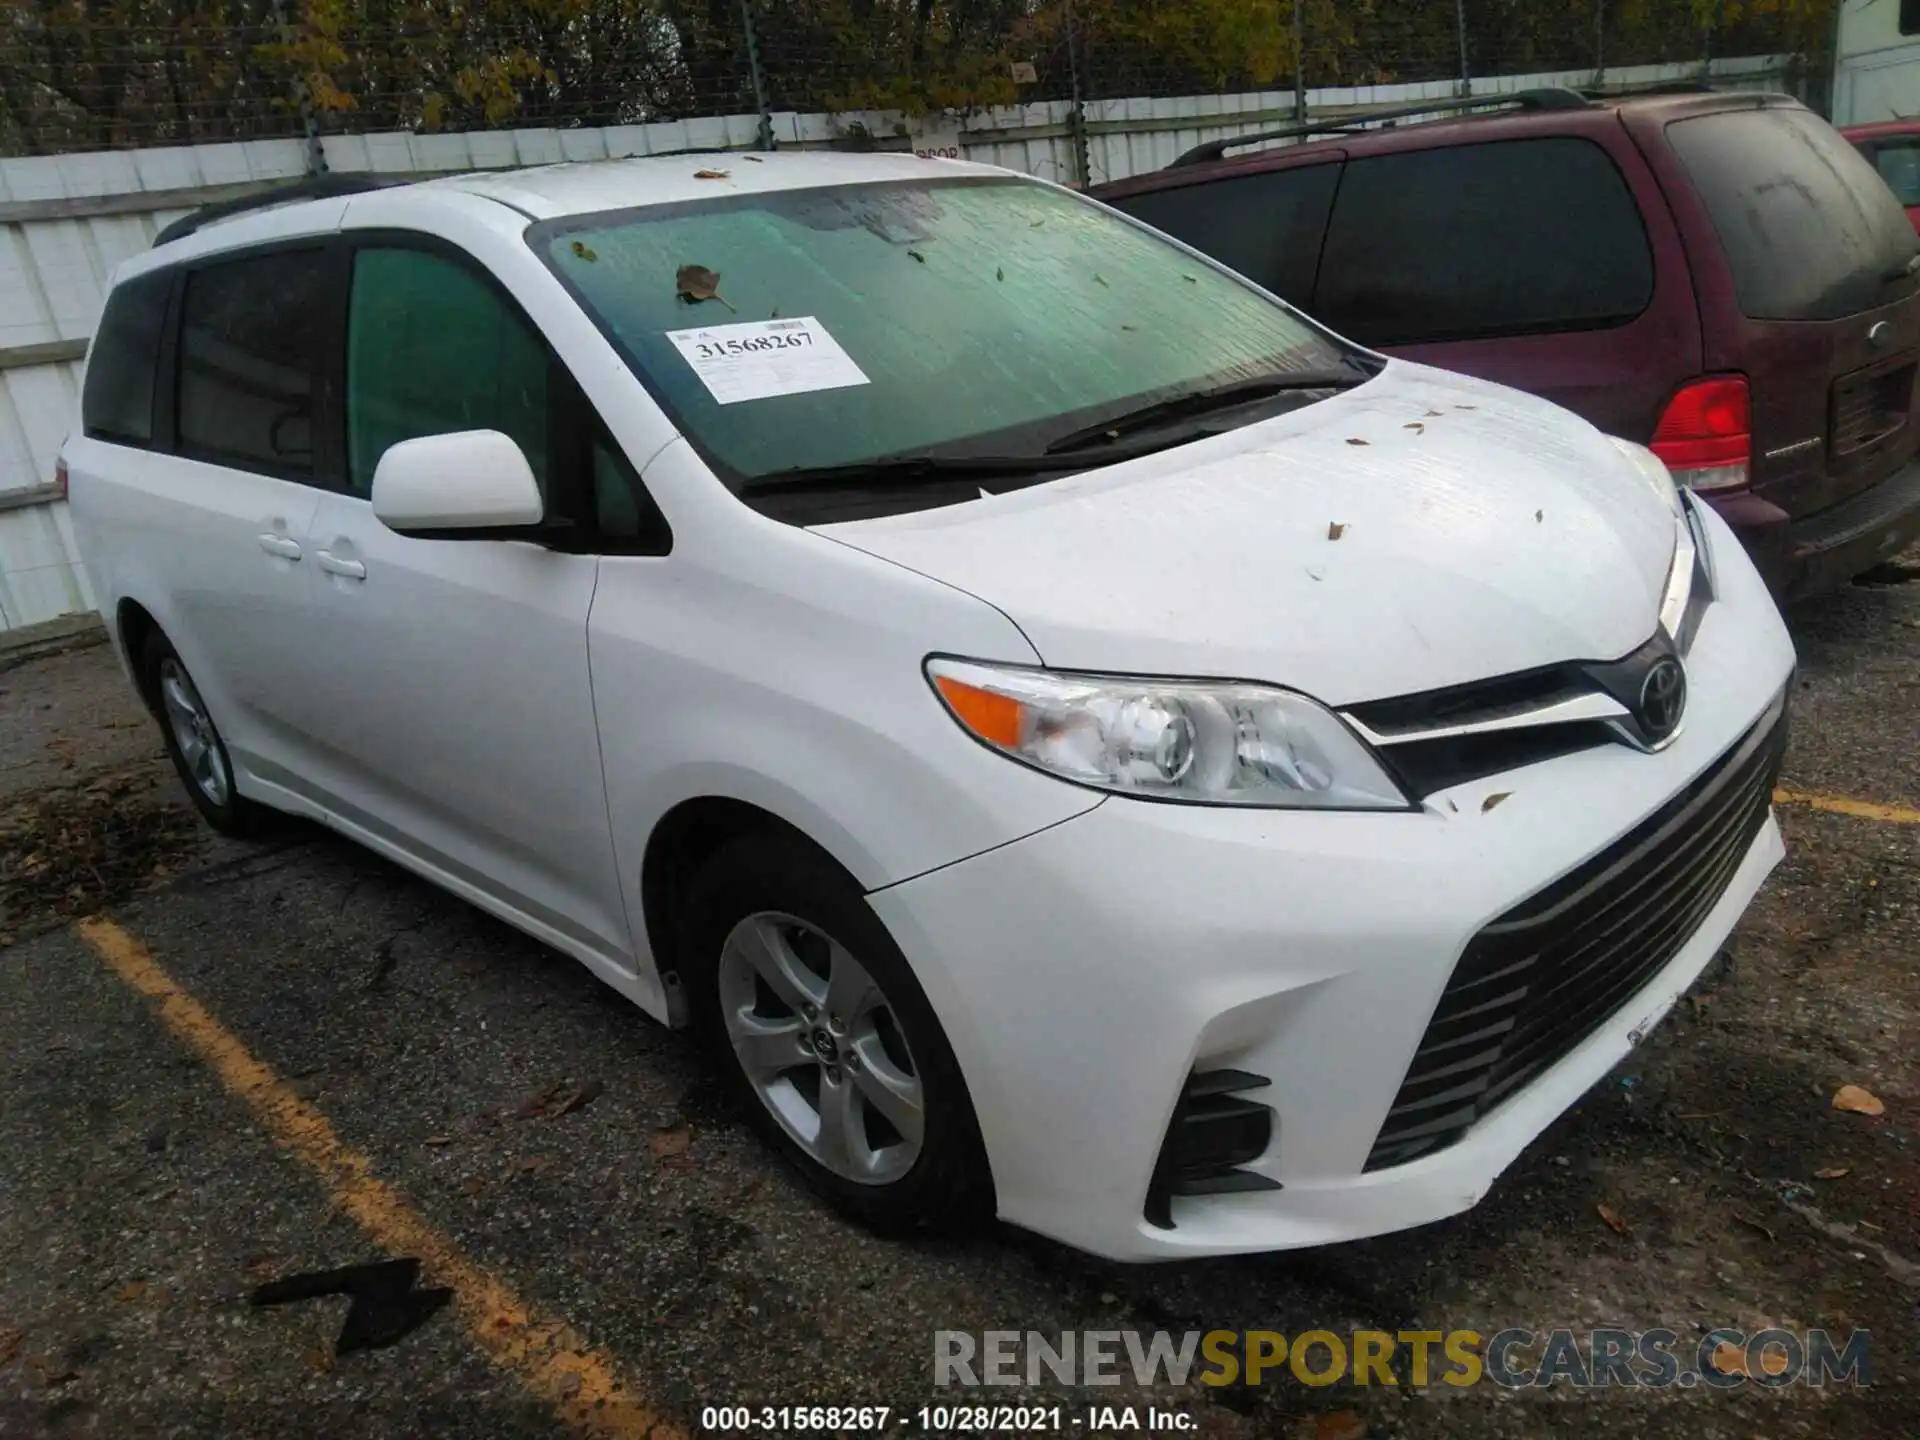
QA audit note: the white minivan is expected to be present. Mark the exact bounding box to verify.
[64,153,1794,1261]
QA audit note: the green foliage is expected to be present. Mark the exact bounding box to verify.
[0,0,1838,154]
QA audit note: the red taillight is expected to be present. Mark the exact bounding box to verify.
[1650,375,1750,491]
[53,456,69,501]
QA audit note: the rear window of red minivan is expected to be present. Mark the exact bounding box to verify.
[1667,106,1919,322]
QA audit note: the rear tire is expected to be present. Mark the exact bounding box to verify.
[140,631,277,838]
[682,829,992,1235]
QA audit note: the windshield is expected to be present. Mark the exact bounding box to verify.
[533,177,1356,492]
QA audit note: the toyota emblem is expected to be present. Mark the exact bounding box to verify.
[1636,657,1687,741]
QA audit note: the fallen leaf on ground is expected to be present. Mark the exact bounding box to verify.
[649,1124,693,1159]
[1734,1214,1775,1241]
[514,1155,552,1175]
[459,1175,485,1196]
[1481,791,1512,813]
[657,1154,699,1176]
[423,1135,454,1147]
[243,1255,278,1279]
[553,1079,605,1117]
[1345,437,1369,446]
[0,1330,22,1366]
[1327,522,1347,540]
[1814,1164,1852,1179]
[675,264,734,311]
[306,1346,335,1375]
[1832,1084,1885,1116]
[1596,1202,1630,1235]
[513,1080,565,1119]
[1315,1411,1367,1440]
[692,168,730,179]
[114,1281,148,1304]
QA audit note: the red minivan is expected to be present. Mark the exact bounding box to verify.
[1093,91,1920,600]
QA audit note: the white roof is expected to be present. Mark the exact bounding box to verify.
[423,149,1014,219]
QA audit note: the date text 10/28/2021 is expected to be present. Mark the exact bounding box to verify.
[700,1407,1196,1432]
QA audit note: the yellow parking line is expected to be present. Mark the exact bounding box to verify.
[75,917,679,1440]
[1774,787,1920,825]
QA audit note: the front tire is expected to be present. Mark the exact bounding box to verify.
[141,631,275,837]
[683,830,992,1235]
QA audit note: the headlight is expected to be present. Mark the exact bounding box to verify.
[1608,435,1684,520]
[926,658,1410,809]
[1609,436,1704,642]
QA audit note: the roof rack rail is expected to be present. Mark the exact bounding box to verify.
[1579,80,1718,99]
[152,173,409,249]
[1166,87,1593,169]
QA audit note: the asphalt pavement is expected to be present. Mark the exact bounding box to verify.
[1,571,1916,1439]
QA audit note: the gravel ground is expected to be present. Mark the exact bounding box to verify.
[0,572,1916,1439]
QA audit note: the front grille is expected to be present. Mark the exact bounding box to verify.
[1365,694,1788,1171]
[1831,361,1915,459]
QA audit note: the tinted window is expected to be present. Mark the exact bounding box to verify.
[1904,0,1920,36]
[1870,139,1920,207]
[1106,163,1341,301]
[346,247,550,499]
[1668,108,1920,322]
[177,250,333,477]
[1314,138,1653,347]
[81,269,172,444]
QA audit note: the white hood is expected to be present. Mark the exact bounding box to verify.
[816,362,1676,707]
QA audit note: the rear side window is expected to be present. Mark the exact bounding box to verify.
[1668,107,1919,322]
[81,269,172,444]
[1314,138,1654,346]
[1106,164,1340,303]
[177,249,333,477]
[345,247,550,500]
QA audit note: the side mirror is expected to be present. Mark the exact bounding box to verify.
[371,430,545,537]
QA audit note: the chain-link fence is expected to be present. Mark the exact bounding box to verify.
[0,0,1838,158]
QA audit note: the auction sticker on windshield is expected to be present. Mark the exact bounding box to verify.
[665,316,870,404]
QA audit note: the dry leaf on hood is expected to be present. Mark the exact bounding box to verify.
[693,168,730,179]
[1327,522,1347,540]
[1481,791,1512,813]
[1345,437,1369,446]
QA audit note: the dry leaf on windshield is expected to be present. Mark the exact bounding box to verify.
[1482,792,1512,813]
[1327,522,1347,541]
[675,264,735,311]
[1832,1084,1885,1116]
[1814,1165,1851,1180]
[649,1123,693,1159]
[1596,1202,1630,1236]
[693,169,730,179]
[569,240,597,262]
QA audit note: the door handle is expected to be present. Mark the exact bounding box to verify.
[316,550,367,580]
[258,533,302,560]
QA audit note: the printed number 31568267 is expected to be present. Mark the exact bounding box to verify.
[695,332,815,360]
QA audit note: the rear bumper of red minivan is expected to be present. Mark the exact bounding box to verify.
[1708,458,1920,601]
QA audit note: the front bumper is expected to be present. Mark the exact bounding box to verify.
[870,503,1796,1260]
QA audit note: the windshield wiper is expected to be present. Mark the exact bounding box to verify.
[1044,369,1372,455]
[746,452,1087,496]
